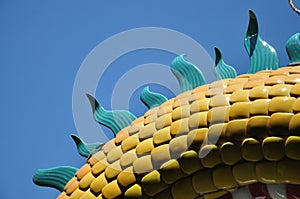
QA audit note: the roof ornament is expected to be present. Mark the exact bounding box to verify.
[244,10,279,73]
[86,94,137,136]
[140,86,168,109]
[171,54,206,93]
[213,47,237,80]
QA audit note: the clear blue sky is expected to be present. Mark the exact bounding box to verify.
[0,1,299,199]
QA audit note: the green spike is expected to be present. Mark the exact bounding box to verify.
[214,47,237,80]
[33,166,78,192]
[244,10,279,73]
[286,33,300,64]
[71,134,104,158]
[171,54,206,93]
[86,94,137,136]
[140,86,168,109]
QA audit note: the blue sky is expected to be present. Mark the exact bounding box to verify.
[0,1,299,199]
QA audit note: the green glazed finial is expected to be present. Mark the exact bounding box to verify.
[171,55,206,93]
[244,10,279,73]
[86,94,137,136]
[140,86,168,109]
[214,47,237,80]
[286,33,300,64]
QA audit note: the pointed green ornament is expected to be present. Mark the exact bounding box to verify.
[214,47,237,80]
[244,10,279,73]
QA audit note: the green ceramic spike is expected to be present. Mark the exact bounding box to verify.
[33,166,78,192]
[86,94,137,136]
[171,54,206,93]
[71,134,104,158]
[244,10,279,73]
[286,33,300,64]
[214,47,237,80]
[140,86,168,109]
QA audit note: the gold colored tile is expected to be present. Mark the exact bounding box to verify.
[189,91,207,102]
[144,107,159,118]
[209,94,230,108]
[246,116,270,139]
[190,98,210,114]
[285,136,300,160]
[241,138,263,162]
[199,145,222,168]
[268,113,294,136]
[141,170,169,196]
[289,113,300,135]
[90,173,107,194]
[225,119,248,141]
[278,159,300,184]
[88,151,106,166]
[265,75,287,86]
[255,161,279,184]
[284,74,300,84]
[102,139,116,154]
[79,172,95,190]
[139,122,157,140]
[115,130,129,145]
[220,142,242,165]
[64,177,79,195]
[76,164,91,181]
[169,135,188,159]
[192,170,217,194]
[212,166,238,189]
[249,86,269,99]
[117,166,136,188]
[207,106,229,125]
[179,150,203,175]
[293,98,300,113]
[172,105,190,121]
[151,144,171,168]
[136,138,154,155]
[268,84,292,97]
[209,79,229,88]
[160,159,186,184]
[155,113,172,130]
[106,146,123,163]
[133,155,153,174]
[170,118,189,137]
[153,126,172,145]
[230,102,252,119]
[290,83,300,97]
[207,123,227,145]
[262,137,285,161]
[187,128,208,149]
[269,96,296,114]
[157,104,173,117]
[121,136,139,152]
[227,77,248,86]
[78,189,96,199]
[69,189,84,199]
[104,160,122,181]
[230,90,250,104]
[173,97,189,109]
[250,99,270,116]
[188,112,208,129]
[124,184,149,199]
[120,149,138,168]
[232,162,257,186]
[171,176,198,199]
[243,79,265,89]
[102,180,122,199]
[91,159,108,176]
[224,84,244,94]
